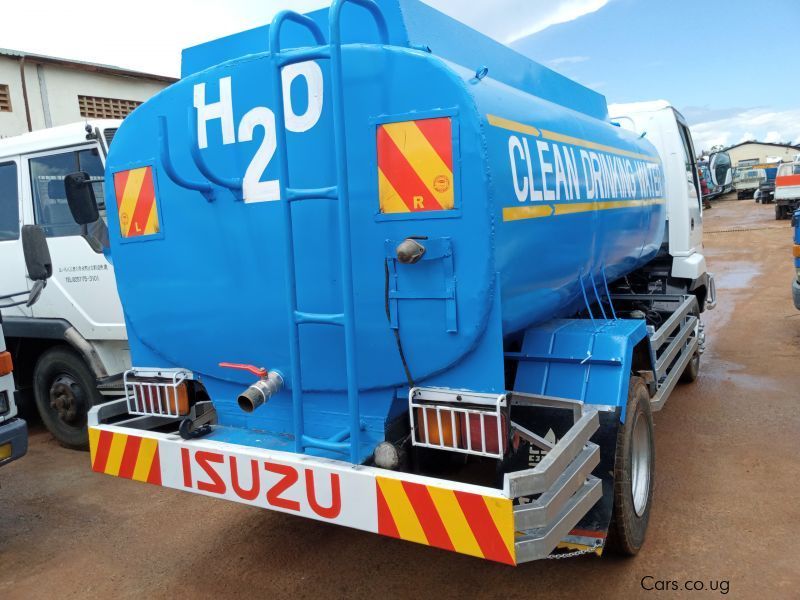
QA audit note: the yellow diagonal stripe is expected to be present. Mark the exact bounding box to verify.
[144,200,159,235]
[540,129,659,163]
[377,478,428,546]
[381,121,454,210]
[88,427,100,464]
[487,114,540,137]
[104,433,128,477]
[426,487,483,558]
[118,168,147,237]
[378,168,410,214]
[483,496,516,563]
[132,437,158,482]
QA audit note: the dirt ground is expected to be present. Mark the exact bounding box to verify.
[1,197,798,599]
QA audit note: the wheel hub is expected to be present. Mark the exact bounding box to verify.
[49,375,85,425]
[631,410,652,517]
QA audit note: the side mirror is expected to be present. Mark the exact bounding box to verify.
[64,171,100,225]
[21,224,52,307]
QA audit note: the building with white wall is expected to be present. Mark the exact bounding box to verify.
[724,141,800,166]
[0,49,176,139]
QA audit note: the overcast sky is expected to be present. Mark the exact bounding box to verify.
[1,0,797,150]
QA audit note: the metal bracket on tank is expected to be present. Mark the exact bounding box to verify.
[187,107,244,201]
[157,116,216,202]
[384,237,457,333]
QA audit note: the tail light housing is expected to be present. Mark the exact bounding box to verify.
[410,388,508,458]
[0,351,13,377]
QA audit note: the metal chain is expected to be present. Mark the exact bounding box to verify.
[545,544,602,560]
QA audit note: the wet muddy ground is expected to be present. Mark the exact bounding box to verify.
[1,197,798,598]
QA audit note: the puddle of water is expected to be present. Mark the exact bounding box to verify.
[714,263,761,289]
[702,357,780,392]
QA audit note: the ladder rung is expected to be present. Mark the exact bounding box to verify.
[275,46,331,67]
[302,434,351,453]
[294,311,345,326]
[286,186,338,202]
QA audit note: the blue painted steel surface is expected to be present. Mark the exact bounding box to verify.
[105,0,665,461]
[512,319,648,421]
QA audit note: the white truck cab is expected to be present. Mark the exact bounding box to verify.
[0,121,129,448]
[609,101,713,296]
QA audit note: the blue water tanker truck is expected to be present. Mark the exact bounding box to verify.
[66,0,716,564]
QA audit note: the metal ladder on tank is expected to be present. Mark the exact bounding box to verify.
[269,1,390,464]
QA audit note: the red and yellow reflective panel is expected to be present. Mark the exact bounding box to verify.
[376,476,515,565]
[113,166,159,238]
[377,117,455,213]
[89,428,161,485]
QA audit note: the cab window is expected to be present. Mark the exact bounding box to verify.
[676,122,701,207]
[0,162,19,242]
[29,148,109,248]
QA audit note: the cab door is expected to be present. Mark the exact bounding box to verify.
[676,120,703,252]
[0,157,32,318]
[23,145,125,339]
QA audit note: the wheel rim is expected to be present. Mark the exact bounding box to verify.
[631,410,651,517]
[49,373,87,426]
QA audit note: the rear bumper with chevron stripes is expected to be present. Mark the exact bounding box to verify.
[88,399,601,565]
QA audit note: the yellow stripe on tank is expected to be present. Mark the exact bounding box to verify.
[503,198,664,222]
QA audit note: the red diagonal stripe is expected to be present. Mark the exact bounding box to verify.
[113,170,130,209]
[127,167,155,237]
[454,491,514,565]
[414,117,453,171]
[376,483,400,539]
[377,127,443,211]
[92,430,114,473]
[117,435,142,480]
[401,481,454,552]
[146,446,162,485]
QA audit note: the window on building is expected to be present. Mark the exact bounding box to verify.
[0,84,11,112]
[78,95,141,119]
[0,162,20,241]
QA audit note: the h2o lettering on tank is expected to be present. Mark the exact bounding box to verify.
[193,61,324,203]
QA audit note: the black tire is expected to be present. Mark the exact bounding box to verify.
[680,351,700,383]
[775,205,782,220]
[33,346,102,450]
[608,376,654,556]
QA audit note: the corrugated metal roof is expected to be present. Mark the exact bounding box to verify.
[0,48,177,83]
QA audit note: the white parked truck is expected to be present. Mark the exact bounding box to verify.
[1,224,54,465]
[0,121,129,448]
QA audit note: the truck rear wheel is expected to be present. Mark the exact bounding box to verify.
[33,346,101,450]
[608,376,654,555]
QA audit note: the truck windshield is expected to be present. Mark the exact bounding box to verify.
[778,164,800,177]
